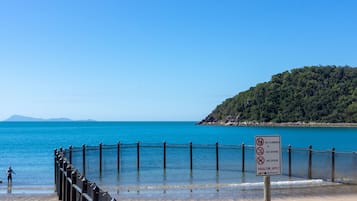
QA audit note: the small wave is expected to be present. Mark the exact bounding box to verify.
[104,179,336,192]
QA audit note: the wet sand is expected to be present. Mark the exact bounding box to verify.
[1,184,356,201]
[2,194,357,201]
[0,193,58,201]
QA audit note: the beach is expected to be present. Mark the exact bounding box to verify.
[0,193,58,201]
[0,193,357,201]
[1,184,357,201]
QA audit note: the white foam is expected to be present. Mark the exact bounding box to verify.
[106,179,336,192]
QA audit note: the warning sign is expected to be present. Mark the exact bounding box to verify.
[255,135,281,176]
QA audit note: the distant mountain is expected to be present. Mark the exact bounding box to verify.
[4,115,72,122]
[199,65,357,125]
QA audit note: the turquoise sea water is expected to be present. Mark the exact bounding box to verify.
[0,121,357,194]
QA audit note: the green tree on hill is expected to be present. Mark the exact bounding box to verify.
[200,66,357,124]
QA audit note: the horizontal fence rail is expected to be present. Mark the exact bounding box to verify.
[55,142,357,200]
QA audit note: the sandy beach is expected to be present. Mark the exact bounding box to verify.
[0,193,58,201]
[0,193,357,201]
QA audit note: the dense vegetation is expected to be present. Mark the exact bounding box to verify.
[201,66,357,124]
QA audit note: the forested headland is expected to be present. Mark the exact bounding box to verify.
[199,66,357,126]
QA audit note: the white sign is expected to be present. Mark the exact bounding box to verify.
[255,135,281,176]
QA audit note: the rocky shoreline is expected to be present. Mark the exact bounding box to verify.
[198,121,357,127]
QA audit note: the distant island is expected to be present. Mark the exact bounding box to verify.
[3,115,94,122]
[199,65,357,127]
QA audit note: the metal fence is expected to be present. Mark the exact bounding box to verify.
[54,148,116,201]
[55,142,357,200]
[65,142,357,183]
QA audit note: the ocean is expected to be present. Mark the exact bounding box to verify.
[0,121,357,196]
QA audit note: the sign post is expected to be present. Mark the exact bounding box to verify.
[255,135,281,201]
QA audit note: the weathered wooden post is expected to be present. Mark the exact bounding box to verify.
[331,147,335,182]
[288,145,292,177]
[71,170,77,201]
[216,142,219,171]
[117,142,121,173]
[242,143,245,172]
[190,142,193,170]
[69,145,73,164]
[99,143,103,174]
[82,144,86,177]
[163,141,167,169]
[308,145,312,179]
[137,141,140,170]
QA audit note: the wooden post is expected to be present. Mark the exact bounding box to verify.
[308,145,312,179]
[190,142,193,170]
[99,143,103,174]
[331,147,335,182]
[264,176,271,201]
[82,144,86,177]
[242,143,245,172]
[117,142,121,173]
[288,145,292,177]
[216,142,219,171]
[137,141,140,170]
[163,141,166,169]
[71,170,77,201]
[69,145,73,164]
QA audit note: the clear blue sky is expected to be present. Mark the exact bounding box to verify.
[1,0,357,121]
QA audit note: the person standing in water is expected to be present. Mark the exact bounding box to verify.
[7,166,15,184]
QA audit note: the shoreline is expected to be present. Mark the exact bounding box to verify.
[198,121,357,128]
[1,183,357,201]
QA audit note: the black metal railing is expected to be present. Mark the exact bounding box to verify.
[55,142,357,200]
[54,148,115,201]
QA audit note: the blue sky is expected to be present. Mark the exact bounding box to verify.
[1,0,357,121]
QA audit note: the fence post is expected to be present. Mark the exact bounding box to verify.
[82,144,86,177]
[92,183,99,201]
[54,149,57,192]
[288,145,292,177]
[163,141,166,169]
[242,143,245,172]
[81,177,88,201]
[190,142,193,170]
[216,142,219,171]
[71,170,77,201]
[58,157,63,200]
[62,160,68,201]
[99,143,103,174]
[66,164,72,201]
[69,145,73,164]
[117,142,121,173]
[331,147,335,182]
[308,145,312,179]
[137,141,140,170]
